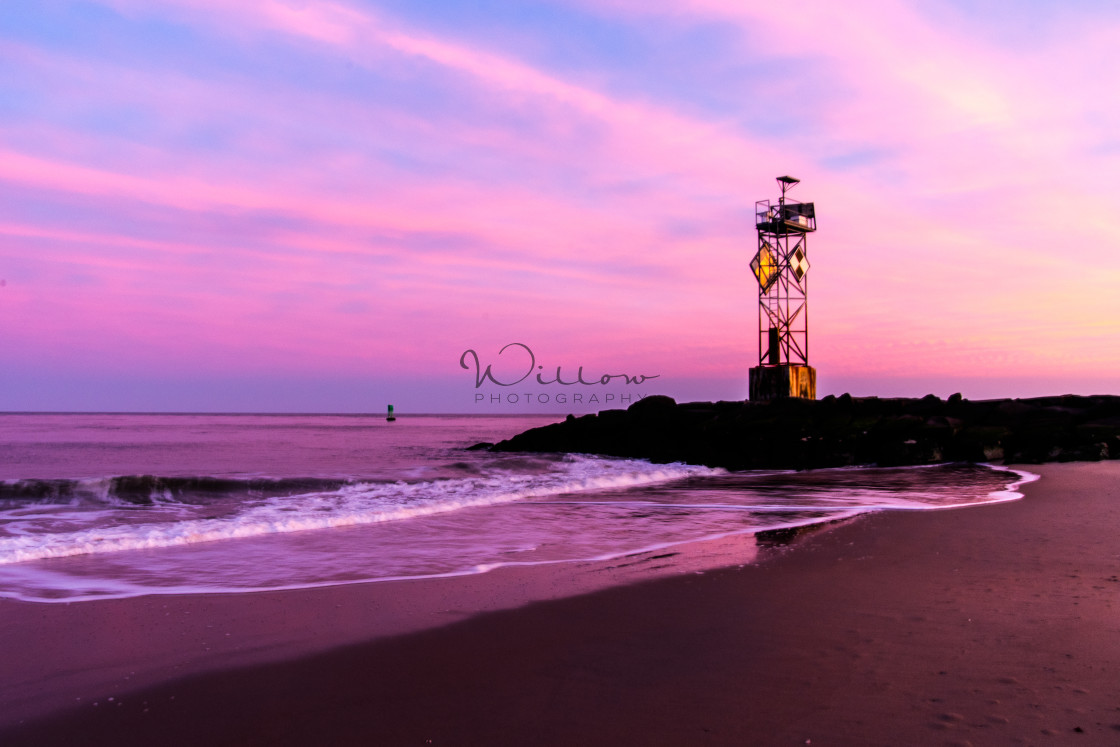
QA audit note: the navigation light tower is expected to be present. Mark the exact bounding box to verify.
[749,175,818,400]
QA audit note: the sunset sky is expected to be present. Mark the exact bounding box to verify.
[2,0,1118,413]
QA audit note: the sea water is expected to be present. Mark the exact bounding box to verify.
[0,413,1037,603]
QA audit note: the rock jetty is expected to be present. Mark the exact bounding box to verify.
[489,393,1120,470]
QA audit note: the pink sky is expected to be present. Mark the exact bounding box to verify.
[1,0,1118,412]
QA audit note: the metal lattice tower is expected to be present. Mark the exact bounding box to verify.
[748,175,818,399]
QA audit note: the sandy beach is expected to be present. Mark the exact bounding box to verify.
[2,460,1118,745]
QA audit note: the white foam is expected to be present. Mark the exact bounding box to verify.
[0,457,722,564]
[0,462,1037,603]
[0,508,869,604]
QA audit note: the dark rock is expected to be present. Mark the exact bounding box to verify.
[490,394,1120,470]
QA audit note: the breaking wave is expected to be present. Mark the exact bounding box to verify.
[0,457,723,564]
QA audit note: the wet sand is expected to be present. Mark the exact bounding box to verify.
[3,461,1119,745]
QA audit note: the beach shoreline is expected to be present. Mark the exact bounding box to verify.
[4,461,1119,745]
[0,520,779,729]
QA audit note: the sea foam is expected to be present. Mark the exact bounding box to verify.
[0,457,722,564]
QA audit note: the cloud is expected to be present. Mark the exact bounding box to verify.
[2,0,1119,409]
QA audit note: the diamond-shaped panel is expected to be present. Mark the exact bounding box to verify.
[790,246,810,282]
[751,243,779,292]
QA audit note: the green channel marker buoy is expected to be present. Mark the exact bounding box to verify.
[386,404,396,422]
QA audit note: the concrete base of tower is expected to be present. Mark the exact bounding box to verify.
[748,365,817,401]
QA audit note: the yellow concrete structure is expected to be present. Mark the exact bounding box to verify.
[749,364,816,401]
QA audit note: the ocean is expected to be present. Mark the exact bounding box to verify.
[0,413,1036,603]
